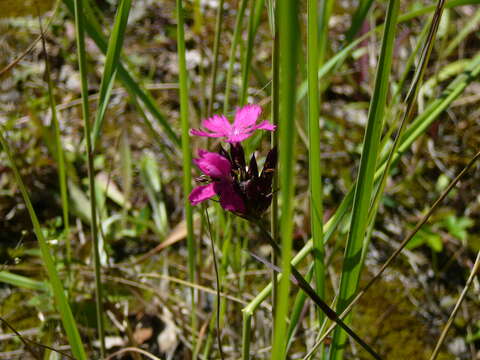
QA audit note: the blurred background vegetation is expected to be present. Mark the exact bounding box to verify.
[0,0,479,359]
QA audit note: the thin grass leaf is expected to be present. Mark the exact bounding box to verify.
[140,154,169,235]
[62,0,181,148]
[285,265,313,351]
[364,0,447,271]
[269,0,280,344]
[241,311,252,360]
[430,248,480,360]
[223,0,248,113]
[331,0,400,357]
[120,130,132,224]
[307,0,326,331]
[0,129,87,360]
[38,16,70,265]
[73,0,105,355]
[176,0,196,348]
[344,0,374,43]
[91,0,132,149]
[207,0,225,116]
[270,1,299,358]
[0,271,49,292]
[240,0,266,106]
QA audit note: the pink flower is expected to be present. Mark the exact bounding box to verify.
[190,104,276,143]
[189,150,245,213]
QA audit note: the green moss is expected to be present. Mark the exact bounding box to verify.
[0,0,55,19]
[350,275,450,360]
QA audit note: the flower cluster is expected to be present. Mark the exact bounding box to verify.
[188,104,277,219]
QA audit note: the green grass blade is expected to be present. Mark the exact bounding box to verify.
[285,265,314,352]
[62,0,181,148]
[0,271,49,292]
[120,129,132,225]
[307,0,325,328]
[91,0,132,149]
[344,0,374,43]
[241,311,252,360]
[73,0,106,355]
[0,129,87,360]
[207,0,225,116]
[240,0,266,106]
[270,1,299,359]
[38,17,70,265]
[366,0,447,268]
[430,248,480,360]
[176,0,196,347]
[270,0,280,340]
[331,0,400,357]
[223,0,248,113]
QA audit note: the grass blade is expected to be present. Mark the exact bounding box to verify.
[240,0,266,106]
[269,0,280,343]
[307,0,326,329]
[91,0,132,149]
[430,248,480,360]
[270,1,299,358]
[38,15,71,265]
[285,266,313,352]
[73,0,106,355]
[0,129,87,360]
[344,0,374,43]
[176,0,196,349]
[331,0,400,357]
[223,0,249,113]
[364,0,447,272]
[0,271,49,292]
[207,0,225,116]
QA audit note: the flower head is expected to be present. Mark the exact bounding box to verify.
[190,104,276,143]
[189,150,245,213]
[189,144,277,218]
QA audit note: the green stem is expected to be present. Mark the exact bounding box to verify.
[307,0,325,328]
[176,0,197,349]
[270,1,298,357]
[241,311,252,360]
[73,0,105,356]
[269,0,280,345]
[38,15,70,266]
[207,0,225,116]
[223,0,249,113]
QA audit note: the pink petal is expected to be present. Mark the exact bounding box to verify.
[202,114,232,135]
[225,132,254,143]
[189,183,216,205]
[254,120,276,131]
[214,181,245,213]
[233,104,262,130]
[190,129,224,138]
[194,150,231,179]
